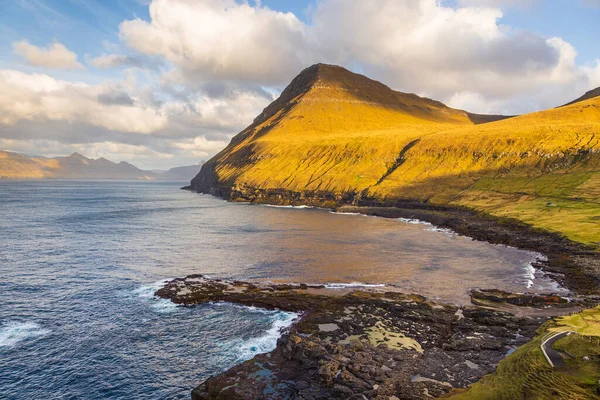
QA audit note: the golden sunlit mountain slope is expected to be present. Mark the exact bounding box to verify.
[191,64,600,244]
[192,64,501,192]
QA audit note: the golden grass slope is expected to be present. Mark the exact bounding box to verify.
[193,64,600,244]
[196,64,482,192]
[372,97,600,244]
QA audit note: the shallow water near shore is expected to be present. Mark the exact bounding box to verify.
[0,180,564,399]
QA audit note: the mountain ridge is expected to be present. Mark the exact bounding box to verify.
[0,151,203,181]
[562,86,600,107]
[191,64,600,245]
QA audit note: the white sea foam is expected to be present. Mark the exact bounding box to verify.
[236,311,299,360]
[323,282,386,289]
[133,279,179,313]
[426,226,457,237]
[329,211,366,216]
[524,263,536,289]
[211,302,274,315]
[397,217,433,226]
[0,321,50,348]
[262,204,313,209]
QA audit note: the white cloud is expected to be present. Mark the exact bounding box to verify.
[309,0,593,113]
[0,70,167,133]
[119,0,309,84]
[116,0,598,115]
[172,136,229,158]
[0,68,271,168]
[12,40,84,70]
[582,60,600,88]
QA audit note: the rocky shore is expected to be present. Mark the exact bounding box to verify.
[154,275,574,400]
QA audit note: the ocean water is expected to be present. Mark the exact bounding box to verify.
[0,181,564,399]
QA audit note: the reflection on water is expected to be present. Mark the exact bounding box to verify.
[202,202,561,304]
[1,180,562,305]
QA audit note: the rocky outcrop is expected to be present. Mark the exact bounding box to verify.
[156,275,549,400]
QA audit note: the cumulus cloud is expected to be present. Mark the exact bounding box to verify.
[309,0,593,113]
[12,40,84,70]
[0,68,271,168]
[0,70,167,133]
[119,0,310,84]
[116,0,598,114]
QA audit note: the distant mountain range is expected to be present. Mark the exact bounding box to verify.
[0,151,203,181]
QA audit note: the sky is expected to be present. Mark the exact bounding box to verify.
[0,0,599,169]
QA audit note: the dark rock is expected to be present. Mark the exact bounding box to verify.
[154,275,558,399]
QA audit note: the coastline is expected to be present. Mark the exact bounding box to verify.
[155,275,592,399]
[182,184,600,296]
[173,186,600,398]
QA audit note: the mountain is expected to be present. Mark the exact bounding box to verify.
[562,86,600,107]
[156,163,204,181]
[0,151,157,180]
[0,151,203,181]
[192,63,506,193]
[191,64,600,245]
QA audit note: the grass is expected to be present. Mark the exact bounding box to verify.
[208,65,600,245]
[446,308,600,400]
[549,307,600,336]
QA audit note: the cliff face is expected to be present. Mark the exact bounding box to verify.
[191,64,600,245]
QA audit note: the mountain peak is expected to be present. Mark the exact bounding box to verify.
[69,152,87,159]
[250,63,448,128]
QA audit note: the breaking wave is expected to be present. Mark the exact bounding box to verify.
[133,280,179,313]
[235,310,299,361]
[0,321,51,348]
[323,282,386,289]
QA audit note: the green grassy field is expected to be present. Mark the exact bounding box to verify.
[447,308,600,399]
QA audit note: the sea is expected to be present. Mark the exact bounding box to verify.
[0,180,565,399]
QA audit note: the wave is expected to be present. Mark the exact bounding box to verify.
[261,204,314,209]
[323,282,386,289]
[397,217,433,226]
[236,311,299,361]
[133,280,179,313]
[0,321,50,348]
[521,256,568,293]
[426,226,457,237]
[524,263,536,289]
[329,211,366,216]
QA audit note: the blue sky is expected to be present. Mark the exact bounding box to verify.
[0,0,599,168]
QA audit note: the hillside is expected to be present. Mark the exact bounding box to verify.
[562,86,600,107]
[0,151,202,180]
[191,64,600,245]
[156,163,204,181]
[192,63,502,193]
